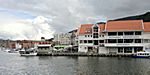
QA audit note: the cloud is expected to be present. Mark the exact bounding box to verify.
[0,16,54,40]
[0,0,150,39]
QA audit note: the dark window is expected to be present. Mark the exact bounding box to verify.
[118,47,123,53]
[124,47,132,53]
[135,39,141,43]
[108,32,117,36]
[118,39,123,43]
[88,40,93,43]
[135,31,141,35]
[124,32,134,35]
[99,40,104,43]
[84,40,87,43]
[134,47,143,53]
[124,39,134,43]
[80,40,83,43]
[93,26,98,32]
[93,33,98,38]
[118,32,123,36]
[108,39,117,43]
[94,40,99,45]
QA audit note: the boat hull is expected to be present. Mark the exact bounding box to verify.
[20,53,37,56]
[132,55,150,58]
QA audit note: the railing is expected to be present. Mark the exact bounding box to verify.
[104,43,144,47]
[105,35,142,39]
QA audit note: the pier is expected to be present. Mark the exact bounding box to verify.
[37,52,132,57]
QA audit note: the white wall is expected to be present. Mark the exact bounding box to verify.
[78,45,87,53]
[99,47,108,54]
[143,32,150,39]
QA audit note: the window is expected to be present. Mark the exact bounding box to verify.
[108,39,117,43]
[93,33,98,38]
[124,47,132,53]
[108,32,117,36]
[134,47,143,53]
[124,39,134,43]
[118,32,123,36]
[124,32,134,35]
[94,40,99,45]
[99,40,104,43]
[135,31,141,35]
[88,40,93,43]
[85,35,87,37]
[93,26,98,32]
[88,35,90,37]
[135,39,141,43]
[84,40,87,43]
[118,39,123,43]
[80,40,83,43]
[118,47,123,53]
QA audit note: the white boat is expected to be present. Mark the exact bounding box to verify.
[132,51,150,58]
[19,48,37,56]
[4,49,11,52]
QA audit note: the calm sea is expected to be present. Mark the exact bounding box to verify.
[0,51,150,75]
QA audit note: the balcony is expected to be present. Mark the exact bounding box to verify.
[105,35,142,39]
[104,43,144,47]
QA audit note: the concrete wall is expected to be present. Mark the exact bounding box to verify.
[99,47,108,54]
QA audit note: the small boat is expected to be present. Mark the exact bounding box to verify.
[19,48,37,56]
[132,51,150,58]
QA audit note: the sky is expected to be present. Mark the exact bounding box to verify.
[0,0,150,40]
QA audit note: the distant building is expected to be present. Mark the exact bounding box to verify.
[54,33,72,45]
[77,20,150,54]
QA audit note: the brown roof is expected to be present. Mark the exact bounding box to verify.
[144,22,150,32]
[78,24,93,35]
[106,20,143,31]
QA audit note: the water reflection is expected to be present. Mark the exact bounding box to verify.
[1,51,150,75]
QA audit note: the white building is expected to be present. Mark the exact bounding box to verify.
[77,20,150,54]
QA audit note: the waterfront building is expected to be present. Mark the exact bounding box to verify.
[77,23,105,53]
[77,20,150,54]
[53,33,73,50]
[54,33,72,45]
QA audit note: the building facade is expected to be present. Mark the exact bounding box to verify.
[54,33,72,45]
[77,20,150,54]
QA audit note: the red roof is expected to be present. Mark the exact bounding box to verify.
[78,24,93,35]
[144,22,150,32]
[106,20,143,31]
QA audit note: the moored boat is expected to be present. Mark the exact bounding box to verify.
[19,48,37,56]
[132,51,150,58]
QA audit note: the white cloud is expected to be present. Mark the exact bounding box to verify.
[0,0,150,40]
[0,16,54,40]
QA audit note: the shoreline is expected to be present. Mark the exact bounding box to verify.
[37,53,133,57]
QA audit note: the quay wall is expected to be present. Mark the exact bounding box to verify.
[37,53,132,57]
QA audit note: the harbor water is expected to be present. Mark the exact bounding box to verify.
[0,51,150,75]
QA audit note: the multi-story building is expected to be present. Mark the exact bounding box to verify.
[54,33,71,45]
[77,20,150,54]
[77,23,105,53]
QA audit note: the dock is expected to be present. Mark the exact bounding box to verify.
[37,52,132,57]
